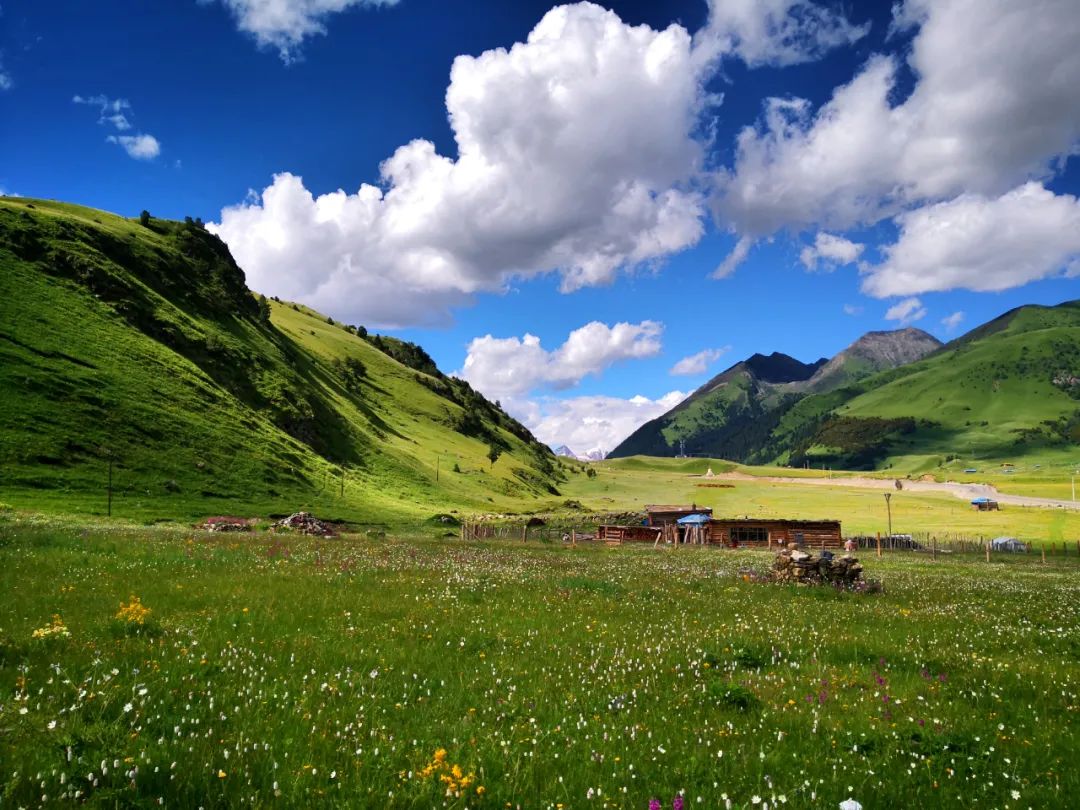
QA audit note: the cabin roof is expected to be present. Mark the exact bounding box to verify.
[645,504,713,513]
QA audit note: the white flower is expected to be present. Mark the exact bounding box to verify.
[123,703,133,713]
[47,720,57,730]
[840,800,863,810]
[1011,791,1020,800]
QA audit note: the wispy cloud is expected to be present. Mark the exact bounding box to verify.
[842,304,863,316]
[670,346,731,376]
[941,311,965,332]
[885,297,927,326]
[74,94,162,160]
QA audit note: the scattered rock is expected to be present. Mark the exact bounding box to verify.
[202,516,251,533]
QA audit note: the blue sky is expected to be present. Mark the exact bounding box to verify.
[3,0,1080,453]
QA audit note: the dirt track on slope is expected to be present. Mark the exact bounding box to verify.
[713,472,1080,511]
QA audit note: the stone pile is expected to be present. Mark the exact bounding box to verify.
[203,516,251,533]
[772,547,864,587]
[273,512,334,536]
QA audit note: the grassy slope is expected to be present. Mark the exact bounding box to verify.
[0,197,560,523]
[770,302,1080,473]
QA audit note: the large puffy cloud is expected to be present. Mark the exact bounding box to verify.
[514,391,688,457]
[213,1,874,327]
[206,0,398,62]
[212,3,709,326]
[459,321,663,399]
[717,0,1080,236]
[695,0,867,68]
[863,183,1080,297]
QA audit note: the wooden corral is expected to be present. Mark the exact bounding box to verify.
[707,518,843,549]
[597,525,662,545]
[644,504,713,527]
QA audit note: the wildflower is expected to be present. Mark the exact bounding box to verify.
[116,596,151,625]
[840,800,862,810]
[674,796,685,810]
[31,615,70,640]
[649,800,661,810]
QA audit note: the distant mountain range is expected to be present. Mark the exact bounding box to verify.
[553,444,606,462]
[610,308,1080,472]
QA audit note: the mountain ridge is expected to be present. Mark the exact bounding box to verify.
[0,196,561,521]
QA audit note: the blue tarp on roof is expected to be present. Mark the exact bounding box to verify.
[971,497,993,504]
[676,513,711,526]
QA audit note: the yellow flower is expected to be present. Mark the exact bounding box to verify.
[116,596,151,625]
[218,770,226,778]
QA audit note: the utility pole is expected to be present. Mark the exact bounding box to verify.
[884,492,893,541]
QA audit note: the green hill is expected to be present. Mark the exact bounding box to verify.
[774,301,1080,472]
[0,197,561,523]
[610,329,940,462]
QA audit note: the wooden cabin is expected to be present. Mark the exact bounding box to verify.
[708,518,843,549]
[644,504,713,527]
[971,498,1000,511]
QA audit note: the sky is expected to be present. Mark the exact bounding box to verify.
[3,0,1080,455]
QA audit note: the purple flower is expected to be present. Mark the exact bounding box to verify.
[649,800,661,810]
[673,797,685,810]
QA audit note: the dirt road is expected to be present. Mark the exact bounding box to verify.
[714,472,1080,511]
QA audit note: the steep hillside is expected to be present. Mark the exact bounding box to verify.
[765,301,1080,471]
[610,330,939,461]
[0,197,560,522]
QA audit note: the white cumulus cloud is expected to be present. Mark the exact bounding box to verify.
[207,0,398,63]
[863,182,1080,297]
[884,297,927,326]
[514,390,688,457]
[800,231,864,271]
[212,3,710,326]
[717,0,1080,237]
[459,320,663,400]
[670,346,731,376]
[106,134,161,160]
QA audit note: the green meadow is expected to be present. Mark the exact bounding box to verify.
[2,517,1078,809]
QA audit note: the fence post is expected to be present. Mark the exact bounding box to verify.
[932,536,937,561]
[521,524,527,543]
[876,532,882,558]
[985,542,990,563]
[1042,548,1047,564]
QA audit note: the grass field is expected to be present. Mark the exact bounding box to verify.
[560,458,1080,548]
[2,515,1078,808]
